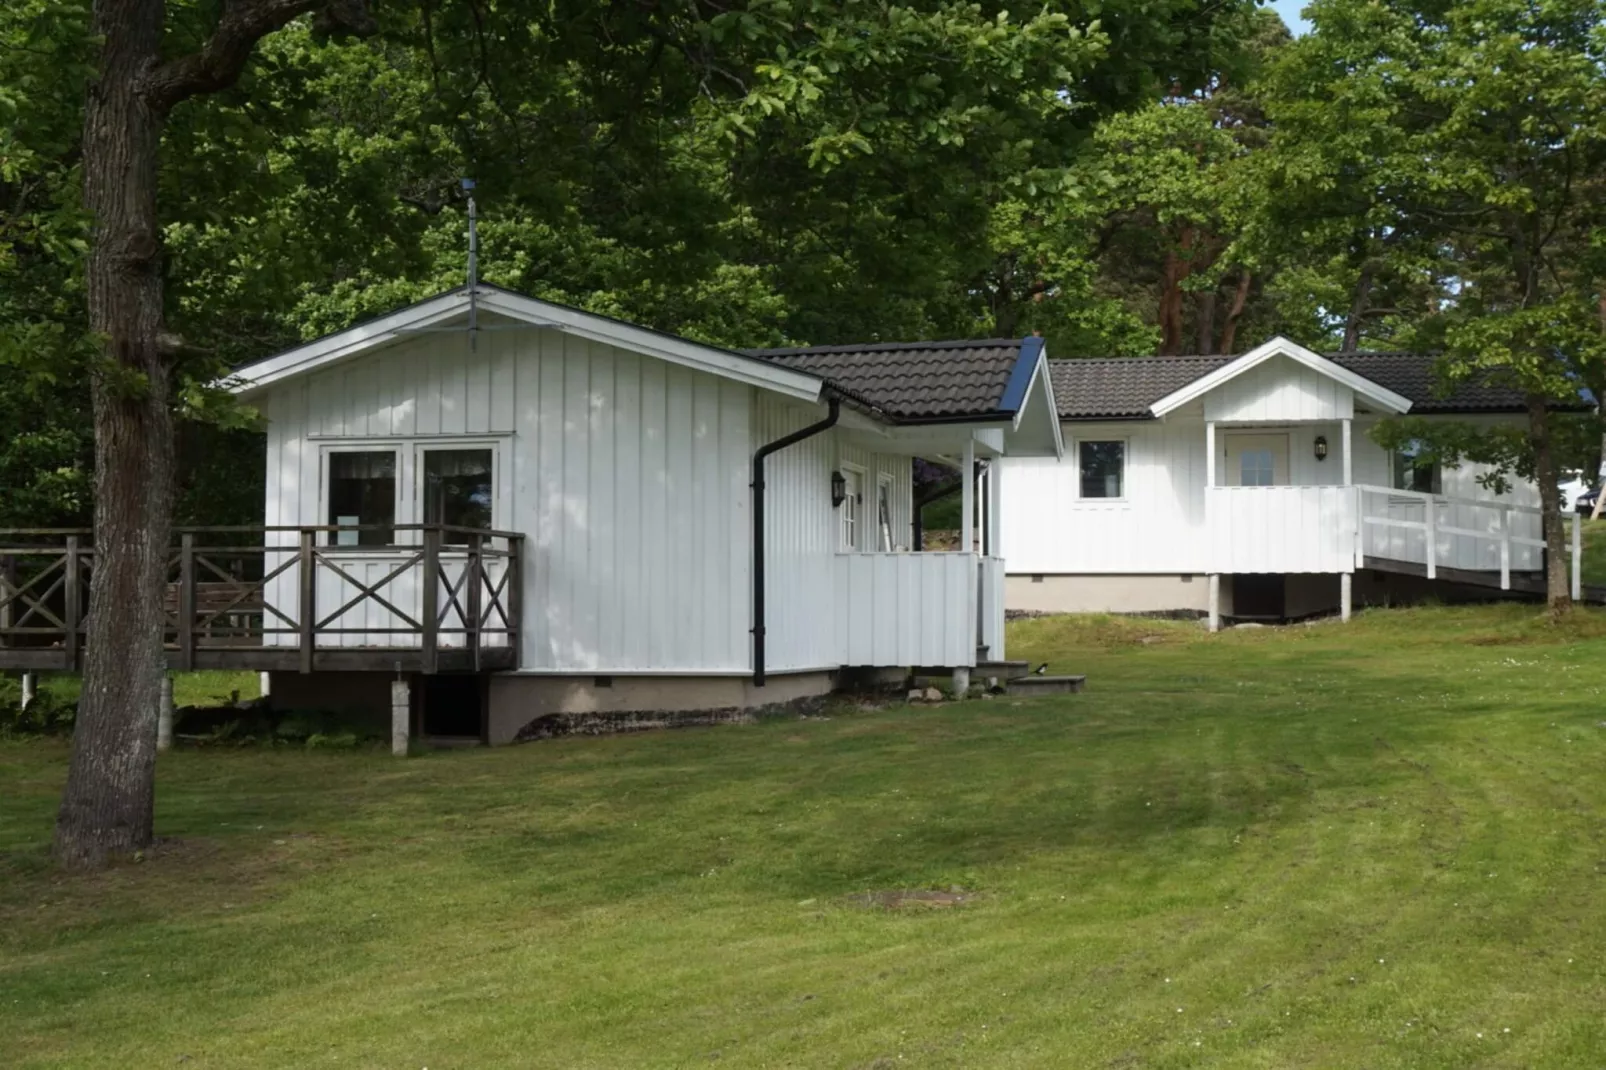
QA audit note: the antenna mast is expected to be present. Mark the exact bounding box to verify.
[462,177,478,350]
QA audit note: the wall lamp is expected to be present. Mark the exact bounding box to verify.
[831,469,847,507]
[1314,435,1329,461]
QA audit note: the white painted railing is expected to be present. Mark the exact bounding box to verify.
[977,555,1006,660]
[836,552,977,668]
[1355,484,1578,597]
[1206,486,1358,574]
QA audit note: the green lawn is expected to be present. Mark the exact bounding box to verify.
[4,606,1606,1068]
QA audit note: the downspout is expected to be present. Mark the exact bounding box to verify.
[751,395,841,686]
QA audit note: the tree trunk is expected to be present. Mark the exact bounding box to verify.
[1526,394,1572,615]
[1343,263,1375,351]
[1158,237,1187,356]
[54,0,176,868]
[1194,289,1217,357]
[1216,267,1252,355]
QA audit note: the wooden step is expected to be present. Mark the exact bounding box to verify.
[1005,674,1086,696]
[976,659,1031,680]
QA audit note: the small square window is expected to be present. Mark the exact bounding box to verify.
[1392,443,1441,494]
[1079,441,1125,499]
[327,451,396,546]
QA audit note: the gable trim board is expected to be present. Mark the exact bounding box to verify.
[231,284,826,404]
[1149,336,1412,418]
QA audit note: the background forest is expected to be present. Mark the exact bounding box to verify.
[3,0,1605,527]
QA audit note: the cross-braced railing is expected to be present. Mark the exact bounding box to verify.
[0,525,524,673]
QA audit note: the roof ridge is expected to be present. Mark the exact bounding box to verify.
[747,338,1021,356]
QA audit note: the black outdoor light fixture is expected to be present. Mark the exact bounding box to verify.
[1314,435,1329,461]
[831,469,847,507]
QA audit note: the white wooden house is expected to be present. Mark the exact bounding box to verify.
[225,284,1061,743]
[1000,337,1577,626]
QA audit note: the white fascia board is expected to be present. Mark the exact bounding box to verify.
[1149,336,1413,417]
[225,287,825,406]
[227,292,474,396]
[477,290,823,403]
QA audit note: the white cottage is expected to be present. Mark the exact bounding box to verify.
[226,284,1061,744]
[1001,337,1576,625]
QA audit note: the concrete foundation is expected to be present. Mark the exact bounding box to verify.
[1007,574,1210,615]
[486,670,837,745]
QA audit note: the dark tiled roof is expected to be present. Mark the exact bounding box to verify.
[1050,351,1536,420]
[745,339,1025,420]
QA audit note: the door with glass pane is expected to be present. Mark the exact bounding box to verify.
[415,444,506,650]
[1223,433,1290,487]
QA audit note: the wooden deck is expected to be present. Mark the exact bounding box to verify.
[1362,555,1606,604]
[0,525,523,674]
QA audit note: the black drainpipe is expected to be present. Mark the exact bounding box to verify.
[751,395,841,686]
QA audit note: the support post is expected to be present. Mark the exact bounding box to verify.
[20,673,36,710]
[960,438,975,554]
[258,671,272,699]
[63,535,80,672]
[157,674,174,753]
[1208,573,1221,633]
[951,666,971,697]
[390,676,411,757]
[1498,505,1511,590]
[1571,510,1582,600]
[1424,497,1437,580]
[986,460,1003,560]
[1341,418,1353,487]
[421,527,441,675]
[298,530,315,674]
[178,532,196,672]
[1205,421,1217,488]
[506,535,524,668]
[466,533,483,672]
[1340,572,1352,623]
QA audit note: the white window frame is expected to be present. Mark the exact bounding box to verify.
[413,439,505,539]
[319,443,404,549]
[839,463,867,551]
[1074,437,1129,502]
[316,436,509,550]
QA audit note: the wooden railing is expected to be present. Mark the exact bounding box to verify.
[1355,484,1578,597]
[0,525,523,673]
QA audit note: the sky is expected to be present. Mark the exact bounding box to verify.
[1267,0,1312,35]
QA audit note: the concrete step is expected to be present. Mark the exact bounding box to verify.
[1004,674,1086,696]
[976,659,1031,680]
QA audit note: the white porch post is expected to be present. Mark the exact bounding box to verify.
[1205,421,1217,488]
[1208,573,1221,633]
[1340,572,1352,622]
[1571,511,1582,600]
[157,675,174,753]
[258,671,272,699]
[1341,418,1353,486]
[960,438,975,553]
[986,459,1003,558]
[19,672,35,711]
[391,677,411,757]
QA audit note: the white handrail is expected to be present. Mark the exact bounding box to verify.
[1355,483,1581,593]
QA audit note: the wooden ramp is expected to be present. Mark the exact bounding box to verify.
[1362,555,1606,605]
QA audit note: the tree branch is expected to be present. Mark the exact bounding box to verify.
[141,0,374,115]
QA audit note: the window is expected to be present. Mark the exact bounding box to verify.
[1240,448,1275,487]
[327,451,397,546]
[839,467,863,550]
[1392,442,1441,494]
[1078,441,1125,499]
[877,475,895,551]
[423,448,494,543]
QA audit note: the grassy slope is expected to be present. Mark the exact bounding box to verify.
[3,606,1606,1068]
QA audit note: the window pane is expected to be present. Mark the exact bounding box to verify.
[1242,449,1274,487]
[424,449,494,543]
[1393,444,1438,494]
[328,451,396,546]
[1079,441,1124,498]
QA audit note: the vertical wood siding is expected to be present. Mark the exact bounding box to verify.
[1001,413,1539,577]
[263,325,754,671]
[836,552,975,668]
[1203,356,1356,422]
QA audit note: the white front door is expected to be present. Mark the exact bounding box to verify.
[1223,433,1290,487]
